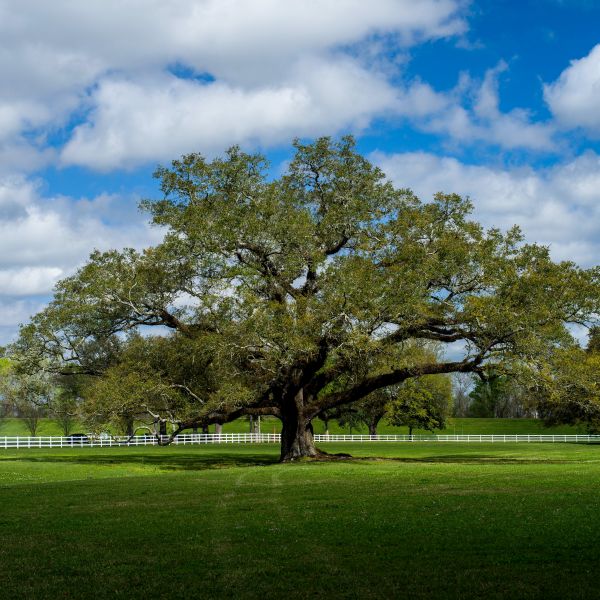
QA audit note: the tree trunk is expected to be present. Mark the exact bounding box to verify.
[159,420,167,436]
[368,412,385,438]
[280,419,317,461]
[215,423,223,435]
[279,393,318,461]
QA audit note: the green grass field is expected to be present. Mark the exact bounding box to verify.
[223,416,586,435]
[1,441,600,599]
[0,416,586,436]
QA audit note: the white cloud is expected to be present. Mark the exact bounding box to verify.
[544,43,600,134]
[0,268,63,297]
[61,57,560,170]
[374,150,600,266]
[0,0,468,171]
[0,0,470,337]
[395,81,451,117]
[0,0,596,346]
[0,297,50,345]
[0,298,45,329]
[0,1,560,170]
[0,143,55,177]
[0,177,163,296]
[422,64,555,151]
[61,58,404,169]
[0,1,465,84]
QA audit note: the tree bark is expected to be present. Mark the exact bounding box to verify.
[279,391,319,461]
[215,423,223,435]
[367,412,384,437]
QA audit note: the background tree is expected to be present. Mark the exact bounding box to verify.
[387,375,452,436]
[0,354,11,430]
[451,372,473,417]
[343,391,389,436]
[11,137,600,460]
[0,371,52,436]
[317,408,339,435]
[537,343,600,432]
[334,403,365,435]
[468,375,505,418]
[468,374,535,418]
[335,385,407,437]
[81,333,252,442]
[20,402,44,436]
[51,390,78,436]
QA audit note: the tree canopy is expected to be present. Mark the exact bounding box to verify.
[387,375,452,436]
[12,137,600,460]
[536,343,600,432]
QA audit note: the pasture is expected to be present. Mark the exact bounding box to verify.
[0,416,586,437]
[1,442,599,599]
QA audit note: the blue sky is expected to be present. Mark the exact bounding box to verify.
[1,0,600,344]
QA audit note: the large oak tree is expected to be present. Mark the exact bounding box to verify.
[14,137,600,460]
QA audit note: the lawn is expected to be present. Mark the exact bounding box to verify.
[0,416,586,436]
[222,416,587,435]
[1,442,599,599]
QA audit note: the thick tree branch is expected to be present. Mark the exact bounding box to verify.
[306,355,486,419]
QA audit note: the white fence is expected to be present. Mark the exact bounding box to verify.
[1,432,600,449]
[0,433,278,449]
[316,434,600,443]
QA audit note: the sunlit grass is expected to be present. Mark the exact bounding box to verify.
[1,442,599,598]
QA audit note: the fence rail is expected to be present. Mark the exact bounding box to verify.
[1,432,600,449]
[316,434,600,443]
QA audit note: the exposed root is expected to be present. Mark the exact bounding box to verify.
[280,450,353,462]
[317,447,352,458]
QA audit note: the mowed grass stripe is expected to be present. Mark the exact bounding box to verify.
[0,444,599,599]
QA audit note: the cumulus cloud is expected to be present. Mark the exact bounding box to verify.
[0,268,63,297]
[421,64,556,151]
[0,296,53,345]
[0,0,465,85]
[374,150,600,266]
[0,0,562,170]
[61,58,404,169]
[0,177,163,296]
[544,43,600,134]
[0,298,45,328]
[0,0,466,171]
[61,56,559,170]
